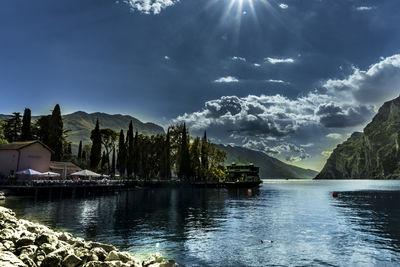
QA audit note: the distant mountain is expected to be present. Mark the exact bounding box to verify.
[0,111,165,150]
[316,96,400,179]
[63,111,165,148]
[216,144,318,179]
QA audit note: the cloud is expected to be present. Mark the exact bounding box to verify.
[254,63,261,67]
[266,57,294,64]
[214,76,239,83]
[321,151,333,157]
[356,6,376,11]
[232,56,246,62]
[323,54,400,105]
[316,102,374,128]
[267,79,287,84]
[326,133,342,140]
[279,4,289,9]
[300,143,314,148]
[123,0,180,15]
[164,56,170,60]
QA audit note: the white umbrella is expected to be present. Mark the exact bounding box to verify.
[39,171,60,177]
[70,169,101,177]
[15,169,42,175]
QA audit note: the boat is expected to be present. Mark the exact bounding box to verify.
[224,163,263,187]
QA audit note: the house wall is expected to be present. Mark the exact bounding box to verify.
[18,143,51,173]
[0,143,51,177]
[0,150,19,177]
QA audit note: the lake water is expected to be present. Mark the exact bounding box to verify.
[2,180,400,266]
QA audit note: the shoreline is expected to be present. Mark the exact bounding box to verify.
[0,206,177,267]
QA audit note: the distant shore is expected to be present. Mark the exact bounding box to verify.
[0,206,177,267]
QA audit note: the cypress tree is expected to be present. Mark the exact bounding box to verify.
[165,129,171,180]
[117,130,126,177]
[78,140,82,159]
[4,112,22,143]
[133,131,140,177]
[111,148,116,175]
[126,121,134,178]
[48,104,64,161]
[178,123,191,181]
[201,130,209,178]
[21,108,32,141]
[82,150,87,161]
[90,119,102,170]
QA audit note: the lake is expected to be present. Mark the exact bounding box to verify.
[2,180,400,266]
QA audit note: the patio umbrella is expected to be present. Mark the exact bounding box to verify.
[15,169,42,175]
[70,169,101,177]
[39,171,60,178]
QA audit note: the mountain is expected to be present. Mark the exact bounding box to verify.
[316,96,400,179]
[63,111,164,148]
[216,144,318,179]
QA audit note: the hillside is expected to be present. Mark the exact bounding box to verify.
[63,111,165,147]
[216,144,318,179]
[316,96,400,179]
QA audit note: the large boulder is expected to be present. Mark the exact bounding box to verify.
[0,251,27,267]
[35,233,58,246]
[143,253,163,267]
[62,254,82,267]
[16,236,35,247]
[90,242,117,253]
[105,251,133,263]
[41,254,62,267]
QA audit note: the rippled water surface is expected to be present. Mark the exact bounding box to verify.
[3,180,400,266]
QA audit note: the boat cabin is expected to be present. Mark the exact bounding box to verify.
[226,162,261,182]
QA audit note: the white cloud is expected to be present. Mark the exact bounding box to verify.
[254,63,261,67]
[356,6,376,11]
[123,0,180,15]
[323,54,400,105]
[232,56,246,62]
[279,3,288,9]
[267,79,286,83]
[266,57,294,64]
[214,76,239,83]
[326,133,342,140]
[300,143,314,148]
[164,56,170,60]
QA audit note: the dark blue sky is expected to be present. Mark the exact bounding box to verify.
[1,0,400,170]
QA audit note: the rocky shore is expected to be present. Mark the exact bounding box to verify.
[0,206,177,267]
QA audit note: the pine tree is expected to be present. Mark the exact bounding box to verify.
[4,112,22,143]
[190,137,201,180]
[126,121,134,178]
[78,140,82,159]
[90,119,102,170]
[37,115,51,145]
[165,129,171,180]
[133,131,140,177]
[21,108,32,141]
[111,148,116,175]
[48,104,64,161]
[117,130,126,177]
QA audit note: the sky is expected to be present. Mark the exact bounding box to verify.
[1,0,400,171]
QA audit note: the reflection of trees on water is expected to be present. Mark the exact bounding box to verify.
[333,190,400,252]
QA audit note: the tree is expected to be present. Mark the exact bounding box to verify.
[190,137,201,180]
[99,128,119,158]
[78,140,82,159]
[4,112,22,143]
[101,151,109,173]
[90,119,102,170]
[48,104,64,161]
[21,108,32,141]
[201,130,209,179]
[160,129,171,180]
[0,121,8,145]
[178,123,191,181]
[117,130,126,177]
[36,115,51,145]
[133,131,140,177]
[111,148,116,175]
[126,121,135,178]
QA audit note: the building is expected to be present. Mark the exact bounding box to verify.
[226,162,261,182]
[0,141,53,177]
[49,161,82,179]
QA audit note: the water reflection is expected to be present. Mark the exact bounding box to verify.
[333,190,400,253]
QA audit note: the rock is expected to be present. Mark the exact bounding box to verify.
[160,259,178,267]
[83,261,112,267]
[40,243,57,254]
[57,232,73,243]
[3,240,15,251]
[16,245,38,257]
[16,236,35,247]
[0,251,27,267]
[19,253,38,267]
[91,247,107,261]
[105,251,133,263]
[41,254,62,267]
[35,233,58,246]
[143,253,163,267]
[91,242,117,253]
[62,254,82,267]
[0,228,15,240]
